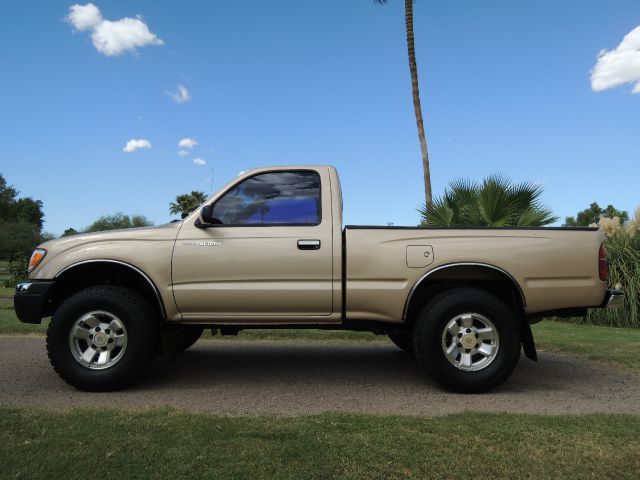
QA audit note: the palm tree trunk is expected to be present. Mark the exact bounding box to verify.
[405,0,432,205]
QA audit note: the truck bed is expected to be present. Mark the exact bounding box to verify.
[344,225,606,322]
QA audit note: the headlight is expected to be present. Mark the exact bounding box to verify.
[28,249,47,273]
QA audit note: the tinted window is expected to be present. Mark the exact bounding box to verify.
[211,171,321,225]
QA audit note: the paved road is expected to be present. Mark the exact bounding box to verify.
[1,336,639,416]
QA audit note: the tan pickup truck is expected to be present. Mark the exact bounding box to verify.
[15,165,623,393]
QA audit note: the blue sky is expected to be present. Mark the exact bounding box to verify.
[1,1,639,234]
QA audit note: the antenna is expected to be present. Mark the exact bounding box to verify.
[210,166,214,193]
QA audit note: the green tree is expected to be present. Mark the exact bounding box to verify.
[62,228,79,237]
[40,232,56,242]
[0,174,18,216]
[84,213,153,233]
[0,220,41,259]
[11,197,44,230]
[169,191,207,219]
[420,175,558,227]
[0,174,44,229]
[565,202,629,227]
[375,0,432,205]
[0,174,45,259]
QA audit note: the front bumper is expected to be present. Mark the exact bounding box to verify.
[14,281,55,324]
[602,289,624,309]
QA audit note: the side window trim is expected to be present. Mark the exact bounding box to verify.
[209,169,322,227]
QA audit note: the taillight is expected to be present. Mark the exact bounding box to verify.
[599,243,607,281]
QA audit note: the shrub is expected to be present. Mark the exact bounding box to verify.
[3,253,29,288]
[567,208,640,328]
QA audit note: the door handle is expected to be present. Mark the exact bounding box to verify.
[297,239,321,250]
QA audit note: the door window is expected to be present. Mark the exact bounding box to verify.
[211,170,321,225]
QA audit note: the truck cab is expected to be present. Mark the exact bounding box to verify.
[172,166,343,322]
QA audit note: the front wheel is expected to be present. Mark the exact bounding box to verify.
[413,288,521,393]
[46,286,158,391]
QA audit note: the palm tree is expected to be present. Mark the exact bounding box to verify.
[419,175,558,227]
[375,0,432,205]
[169,191,208,219]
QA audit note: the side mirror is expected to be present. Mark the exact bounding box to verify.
[195,204,222,228]
[201,204,213,222]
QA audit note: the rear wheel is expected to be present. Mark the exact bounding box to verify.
[46,286,158,391]
[413,288,521,393]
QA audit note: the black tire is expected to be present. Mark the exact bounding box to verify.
[388,332,413,353]
[172,326,204,352]
[46,286,158,391]
[413,288,521,393]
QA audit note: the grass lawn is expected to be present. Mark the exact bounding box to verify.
[532,320,640,369]
[0,296,48,335]
[1,408,639,480]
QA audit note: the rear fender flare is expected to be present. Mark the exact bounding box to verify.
[403,262,536,361]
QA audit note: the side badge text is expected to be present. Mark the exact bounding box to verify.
[183,241,223,247]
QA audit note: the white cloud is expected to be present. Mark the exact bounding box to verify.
[67,3,102,31]
[123,138,151,153]
[591,25,640,94]
[178,137,198,149]
[177,150,189,157]
[193,157,206,166]
[168,84,191,104]
[66,3,163,56]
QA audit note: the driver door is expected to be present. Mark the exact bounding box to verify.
[171,168,335,322]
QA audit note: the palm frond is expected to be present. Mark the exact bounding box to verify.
[476,175,513,226]
[419,174,558,228]
[422,197,455,226]
[508,181,543,215]
[515,206,559,227]
[448,178,478,206]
